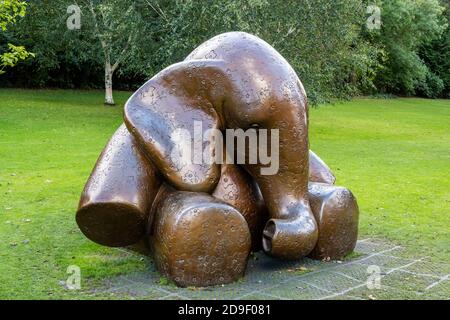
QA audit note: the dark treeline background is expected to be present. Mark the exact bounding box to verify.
[1,0,449,104]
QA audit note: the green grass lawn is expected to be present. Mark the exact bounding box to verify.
[0,89,449,299]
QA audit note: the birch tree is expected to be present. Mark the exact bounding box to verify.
[82,0,139,105]
[4,0,167,104]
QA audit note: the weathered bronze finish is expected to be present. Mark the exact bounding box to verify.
[76,124,161,247]
[308,182,359,260]
[125,32,317,260]
[76,32,360,287]
[309,150,336,185]
[150,189,251,287]
[212,163,268,251]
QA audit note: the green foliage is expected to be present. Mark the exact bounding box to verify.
[1,0,166,89]
[0,0,34,74]
[150,0,379,104]
[0,0,448,100]
[0,0,26,31]
[369,0,447,96]
[415,70,445,98]
[419,2,450,98]
[0,43,34,74]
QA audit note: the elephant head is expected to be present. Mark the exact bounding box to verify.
[124,32,318,259]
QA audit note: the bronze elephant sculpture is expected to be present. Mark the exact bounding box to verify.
[76,32,359,287]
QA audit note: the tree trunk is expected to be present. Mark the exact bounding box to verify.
[104,62,115,106]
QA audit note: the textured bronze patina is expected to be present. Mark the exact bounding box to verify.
[213,163,268,251]
[309,150,336,185]
[125,32,317,260]
[150,188,251,287]
[308,183,359,260]
[76,124,161,247]
[76,32,360,287]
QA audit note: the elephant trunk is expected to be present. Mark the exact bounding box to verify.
[243,102,318,259]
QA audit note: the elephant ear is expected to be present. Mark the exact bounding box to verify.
[124,60,228,193]
[309,150,336,185]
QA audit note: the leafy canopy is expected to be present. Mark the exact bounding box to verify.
[0,0,34,74]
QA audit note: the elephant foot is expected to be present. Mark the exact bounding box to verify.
[262,204,318,260]
[76,124,161,247]
[76,202,146,247]
[151,191,251,287]
[307,183,359,260]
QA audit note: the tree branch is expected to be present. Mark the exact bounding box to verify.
[111,33,132,73]
[145,0,169,22]
[88,0,107,50]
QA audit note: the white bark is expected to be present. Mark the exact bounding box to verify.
[89,0,128,106]
[104,62,115,105]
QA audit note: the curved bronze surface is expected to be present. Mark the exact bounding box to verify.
[150,190,251,287]
[76,124,161,247]
[125,32,317,259]
[212,163,268,251]
[308,182,359,260]
[76,32,361,287]
[309,150,336,185]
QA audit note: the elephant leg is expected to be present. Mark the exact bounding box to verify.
[149,186,251,287]
[307,182,359,260]
[213,151,334,253]
[212,163,268,252]
[242,113,318,260]
[76,124,161,247]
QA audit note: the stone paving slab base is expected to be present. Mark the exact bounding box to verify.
[92,239,449,300]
